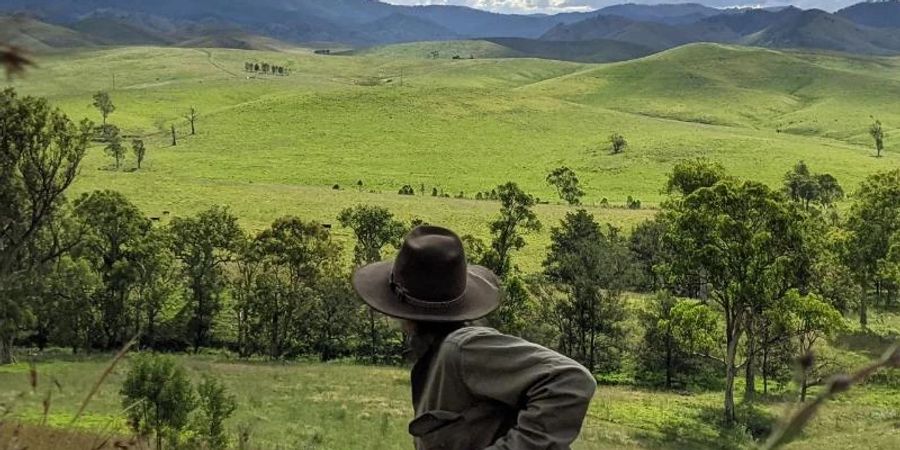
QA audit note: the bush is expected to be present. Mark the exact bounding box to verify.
[398,185,415,195]
[192,375,238,450]
[121,354,196,449]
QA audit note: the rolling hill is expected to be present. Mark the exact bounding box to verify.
[357,38,655,63]
[0,14,95,51]
[743,9,900,55]
[540,14,739,51]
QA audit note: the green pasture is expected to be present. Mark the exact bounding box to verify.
[4,43,899,271]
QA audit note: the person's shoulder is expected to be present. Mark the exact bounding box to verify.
[443,326,504,346]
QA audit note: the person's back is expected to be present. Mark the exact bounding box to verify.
[353,226,596,449]
[410,326,595,450]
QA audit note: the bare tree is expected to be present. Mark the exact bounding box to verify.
[184,107,198,135]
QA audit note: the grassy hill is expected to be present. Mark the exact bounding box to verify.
[0,15,96,51]
[3,44,897,270]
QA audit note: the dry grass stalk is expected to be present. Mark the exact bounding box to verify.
[71,337,137,426]
[763,343,900,449]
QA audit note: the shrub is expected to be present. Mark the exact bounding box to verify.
[192,375,238,450]
[121,354,196,449]
[398,185,415,195]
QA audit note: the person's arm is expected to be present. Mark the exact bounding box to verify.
[456,330,597,449]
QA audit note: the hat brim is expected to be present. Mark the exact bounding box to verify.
[352,261,501,322]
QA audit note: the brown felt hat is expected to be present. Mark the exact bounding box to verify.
[352,226,501,322]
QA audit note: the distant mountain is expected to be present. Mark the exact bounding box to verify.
[482,37,655,63]
[594,3,723,25]
[744,8,900,54]
[70,16,173,46]
[701,7,804,35]
[837,0,900,28]
[540,14,739,51]
[357,14,459,44]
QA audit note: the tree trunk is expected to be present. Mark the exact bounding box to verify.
[724,324,740,426]
[860,294,868,328]
[0,336,13,365]
[369,309,377,364]
[744,317,756,400]
[762,346,769,395]
[665,331,673,389]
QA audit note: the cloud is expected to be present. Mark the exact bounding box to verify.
[381,1,859,14]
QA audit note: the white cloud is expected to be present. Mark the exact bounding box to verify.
[382,1,859,14]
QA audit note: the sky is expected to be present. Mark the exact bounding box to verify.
[382,1,862,14]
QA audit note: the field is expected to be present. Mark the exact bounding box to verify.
[1,310,899,450]
[4,43,898,269]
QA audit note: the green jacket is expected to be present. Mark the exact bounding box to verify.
[408,327,596,450]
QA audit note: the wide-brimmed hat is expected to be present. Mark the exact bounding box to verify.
[352,226,501,322]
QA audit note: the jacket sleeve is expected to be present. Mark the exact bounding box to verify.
[456,331,597,450]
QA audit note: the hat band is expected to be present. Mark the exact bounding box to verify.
[389,272,466,310]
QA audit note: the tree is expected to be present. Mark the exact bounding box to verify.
[0,88,92,363]
[845,169,900,327]
[782,161,844,209]
[104,125,125,169]
[337,205,406,363]
[638,293,719,388]
[121,354,196,450]
[92,91,115,125]
[171,124,177,146]
[184,107,198,136]
[666,158,726,196]
[628,216,669,292]
[481,182,542,279]
[74,190,151,349]
[132,139,146,169]
[546,166,584,205]
[192,375,237,450]
[543,209,632,372]
[170,207,244,352]
[609,133,627,154]
[241,217,341,358]
[131,228,179,349]
[662,179,805,424]
[869,119,884,157]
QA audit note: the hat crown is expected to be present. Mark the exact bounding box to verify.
[392,226,468,303]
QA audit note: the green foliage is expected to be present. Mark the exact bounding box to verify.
[337,205,406,266]
[91,91,114,125]
[845,169,900,326]
[170,206,243,351]
[481,182,542,278]
[102,124,125,169]
[131,139,146,169]
[121,353,196,448]
[665,157,727,196]
[609,132,627,154]
[782,161,844,208]
[0,87,91,362]
[869,119,884,157]
[546,166,584,205]
[543,209,631,372]
[191,375,237,450]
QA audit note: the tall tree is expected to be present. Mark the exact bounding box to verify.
[481,182,542,279]
[845,169,900,327]
[546,166,584,206]
[92,91,115,125]
[869,119,884,157]
[543,209,631,372]
[74,190,151,349]
[132,139,146,169]
[337,205,405,363]
[184,107,198,135]
[104,125,125,169]
[782,161,844,209]
[662,179,805,424]
[0,88,91,363]
[170,207,243,352]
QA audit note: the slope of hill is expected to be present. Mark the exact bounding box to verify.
[595,2,723,24]
[744,9,900,55]
[700,6,804,35]
[70,16,173,46]
[540,14,739,51]
[0,15,96,51]
[357,14,459,44]
[837,0,900,28]
[483,37,655,63]
[177,32,297,52]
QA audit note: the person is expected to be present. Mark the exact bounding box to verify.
[353,225,596,450]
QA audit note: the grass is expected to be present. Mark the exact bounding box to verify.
[3,44,898,270]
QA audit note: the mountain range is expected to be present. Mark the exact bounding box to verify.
[1,1,898,57]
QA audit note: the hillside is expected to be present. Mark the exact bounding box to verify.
[0,15,95,51]
[595,2,723,24]
[70,17,173,46]
[357,38,655,63]
[540,14,739,51]
[837,0,900,28]
[744,9,900,55]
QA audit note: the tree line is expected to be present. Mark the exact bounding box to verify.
[243,62,289,76]
[2,88,899,431]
